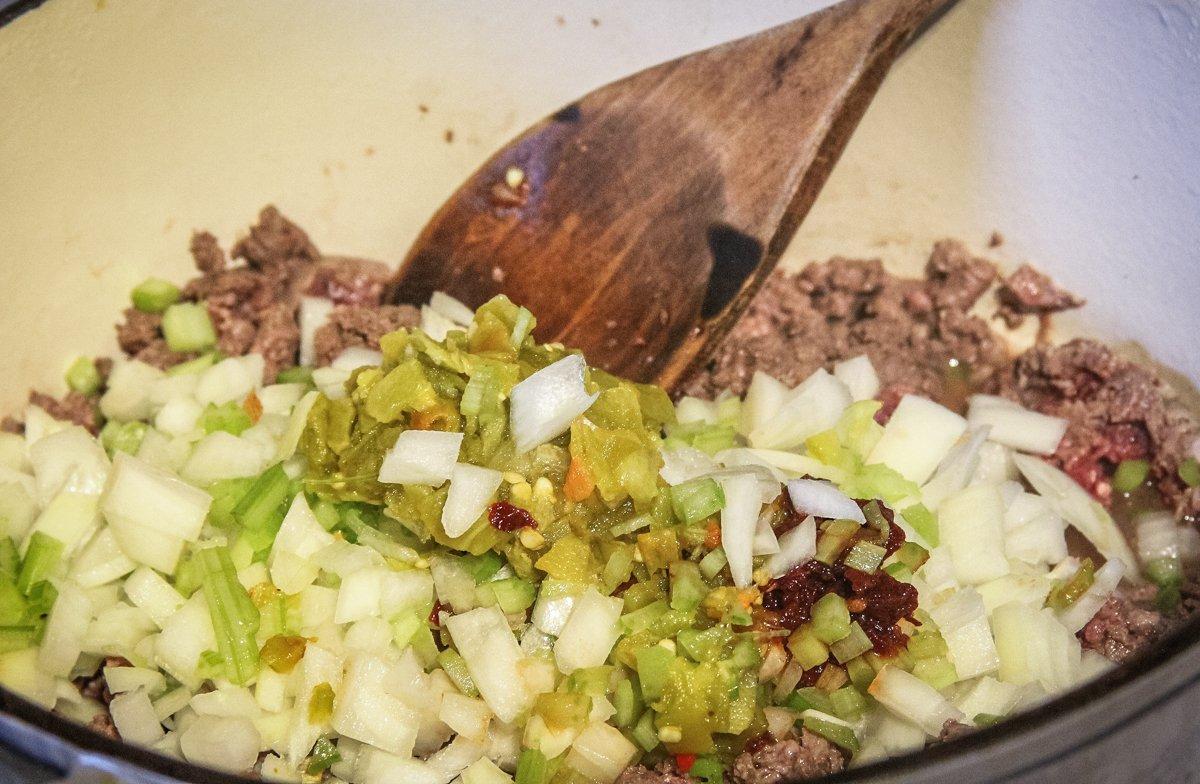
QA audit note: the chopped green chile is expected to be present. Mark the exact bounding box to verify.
[308,682,335,724]
[305,737,342,776]
[1180,458,1200,489]
[260,635,307,673]
[1045,558,1096,610]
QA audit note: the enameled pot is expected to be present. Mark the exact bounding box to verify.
[2,0,1199,781]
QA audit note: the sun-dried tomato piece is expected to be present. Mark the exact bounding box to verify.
[488,501,538,532]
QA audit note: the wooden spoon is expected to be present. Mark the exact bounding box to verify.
[388,0,954,390]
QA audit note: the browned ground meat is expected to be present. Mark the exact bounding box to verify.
[728,731,846,784]
[313,304,421,366]
[996,264,1085,328]
[1080,585,1164,663]
[190,230,226,275]
[939,719,975,743]
[1010,339,1197,507]
[299,256,394,306]
[28,391,102,435]
[614,761,693,784]
[680,240,1010,412]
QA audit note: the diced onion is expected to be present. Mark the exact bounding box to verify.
[29,426,110,504]
[992,601,1081,693]
[299,296,335,368]
[195,355,264,407]
[752,510,781,556]
[787,479,866,524]
[430,291,476,327]
[967,395,1068,455]
[868,395,967,484]
[181,431,268,485]
[333,654,422,757]
[445,606,535,724]
[553,588,623,674]
[180,715,261,773]
[869,666,964,737]
[508,355,598,454]
[1058,558,1125,633]
[110,689,166,746]
[564,722,638,784]
[939,483,1010,585]
[420,304,460,341]
[37,581,92,677]
[921,427,989,512]
[100,361,164,423]
[332,346,383,371]
[833,355,881,402]
[927,588,999,680]
[1136,511,1180,564]
[739,371,789,437]
[1013,454,1140,578]
[749,369,850,450]
[767,516,817,577]
[103,452,211,566]
[658,445,718,486]
[953,676,1020,723]
[719,473,762,588]
[442,463,503,538]
[378,430,464,486]
[271,495,336,594]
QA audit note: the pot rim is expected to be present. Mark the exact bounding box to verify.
[1,0,1199,780]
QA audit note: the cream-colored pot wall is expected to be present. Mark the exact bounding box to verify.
[1,0,1198,413]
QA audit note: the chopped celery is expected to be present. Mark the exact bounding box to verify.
[668,477,726,526]
[613,678,643,728]
[669,561,708,613]
[1180,458,1200,488]
[620,600,670,635]
[207,476,257,529]
[515,748,552,784]
[845,656,876,692]
[883,563,913,582]
[815,520,860,565]
[802,713,859,752]
[0,581,25,625]
[1045,558,1095,610]
[783,687,834,715]
[699,547,727,580]
[200,402,253,436]
[305,737,341,776]
[0,625,38,654]
[689,757,725,784]
[100,420,148,457]
[275,366,314,385]
[727,637,760,670]
[889,541,929,572]
[829,622,873,663]
[198,546,261,684]
[829,686,868,722]
[787,625,830,670]
[635,645,674,700]
[233,463,292,553]
[565,666,613,697]
[24,580,57,624]
[131,277,181,313]
[0,538,19,582]
[810,594,851,644]
[907,628,949,660]
[476,578,536,613]
[974,712,1004,728]
[463,551,506,583]
[901,503,939,547]
[843,541,886,574]
[167,352,221,377]
[437,649,479,697]
[1113,459,1151,493]
[65,357,102,396]
[17,532,64,595]
[161,302,217,353]
[912,655,958,690]
[631,711,660,752]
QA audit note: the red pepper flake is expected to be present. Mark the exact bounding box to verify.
[674,754,696,774]
[488,501,538,532]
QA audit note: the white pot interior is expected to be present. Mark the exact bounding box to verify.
[0,0,1197,413]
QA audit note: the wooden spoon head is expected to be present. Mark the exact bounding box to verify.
[388,0,954,389]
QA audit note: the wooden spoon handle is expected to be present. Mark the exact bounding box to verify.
[650,0,954,388]
[389,0,954,388]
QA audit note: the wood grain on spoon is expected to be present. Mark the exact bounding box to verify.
[388,0,954,389]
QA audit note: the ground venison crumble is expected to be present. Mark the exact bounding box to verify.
[6,209,1198,782]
